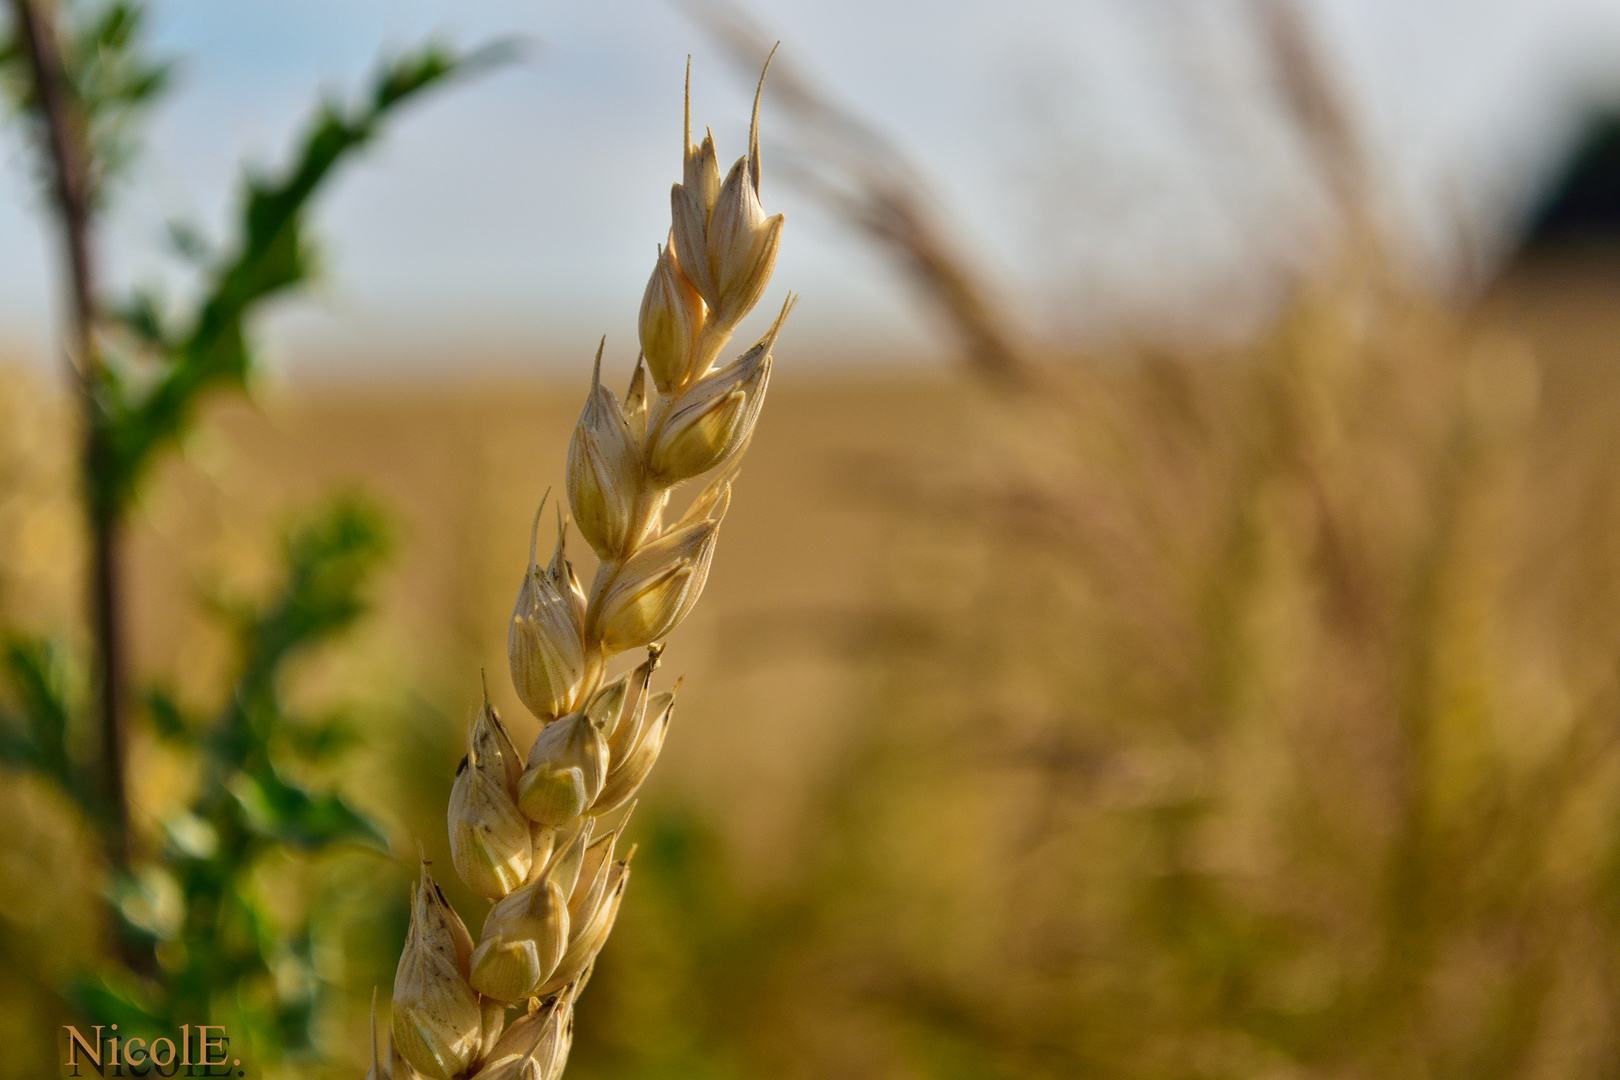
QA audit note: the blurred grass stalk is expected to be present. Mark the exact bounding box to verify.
[554,2,1620,1077]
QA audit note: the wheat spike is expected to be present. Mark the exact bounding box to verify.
[382,55,789,1080]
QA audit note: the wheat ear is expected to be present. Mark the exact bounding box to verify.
[374,54,789,1080]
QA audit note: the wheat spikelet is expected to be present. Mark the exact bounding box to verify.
[371,54,790,1080]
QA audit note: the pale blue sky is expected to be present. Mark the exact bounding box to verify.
[1,0,1618,381]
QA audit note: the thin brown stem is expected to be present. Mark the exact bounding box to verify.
[88,505,128,862]
[9,0,94,351]
[9,0,129,866]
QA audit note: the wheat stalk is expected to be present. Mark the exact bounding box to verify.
[365,54,789,1080]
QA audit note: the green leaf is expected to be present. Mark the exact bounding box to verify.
[0,0,173,201]
[96,37,518,516]
[145,686,194,744]
[110,285,172,350]
[236,495,390,683]
[228,766,388,853]
[278,711,361,764]
[65,968,170,1035]
[0,636,88,806]
[0,721,34,769]
[165,216,213,263]
[207,495,389,766]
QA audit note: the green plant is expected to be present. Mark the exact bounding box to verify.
[52,496,392,1061]
[0,0,510,1070]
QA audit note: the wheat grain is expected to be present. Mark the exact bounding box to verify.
[370,54,790,1080]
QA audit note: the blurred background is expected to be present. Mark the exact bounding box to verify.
[4,0,1620,1077]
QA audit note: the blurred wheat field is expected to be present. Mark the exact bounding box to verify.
[5,243,1620,1078]
[115,368,972,855]
[0,360,977,1076]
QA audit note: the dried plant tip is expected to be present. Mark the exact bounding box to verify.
[747,44,778,197]
[472,691,525,793]
[640,242,705,395]
[535,863,630,998]
[366,989,389,1080]
[542,816,596,900]
[528,821,558,874]
[680,121,721,214]
[566,853,626,944]
[568,829,620,921]
[624,353,649,444]
[584,673,632,740]
[469,870,570,1002]
[392,865,483,1080]
[470,997,573,1080]
[589,508,727,655]
[645,327,777,486]
[683,468,739,531]
[449,701,533,898]
[671,58,777,328]
[697,130,722,213]
[566,342,643,560]
[517,711,609,826]
[546,501,589,621]
[681,64,722,209]
[510,498,596,721]
[592,690,676,817]
[706,157,784,330]
[608,648,663,761]
[673,101,724,306]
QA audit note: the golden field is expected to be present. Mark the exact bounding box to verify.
[3,243,1620,1078]
[117,367,972,877]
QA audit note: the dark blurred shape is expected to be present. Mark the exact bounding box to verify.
[1526,112,1620,243]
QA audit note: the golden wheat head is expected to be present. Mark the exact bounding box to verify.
[373,54,790,1080]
